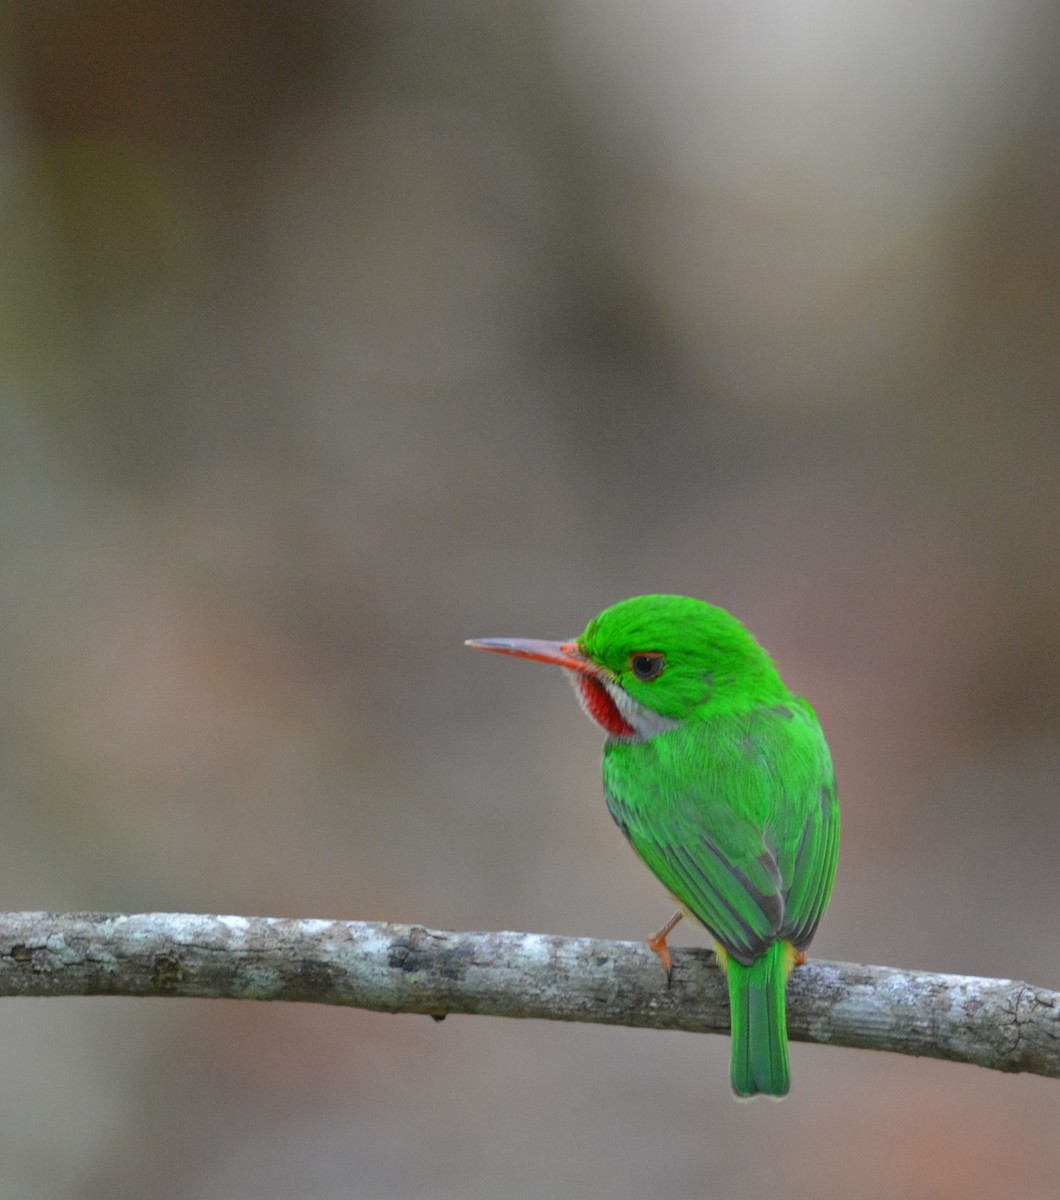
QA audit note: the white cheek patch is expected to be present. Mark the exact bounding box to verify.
[602,679,682,742]
[565,668,682,742]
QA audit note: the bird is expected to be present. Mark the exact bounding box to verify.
[466,593,839,1099]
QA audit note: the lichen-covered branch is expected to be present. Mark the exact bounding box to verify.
[0,912,1056,1080]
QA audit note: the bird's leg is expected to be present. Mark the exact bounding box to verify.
[647,910,684,983]
[793,950,807,967]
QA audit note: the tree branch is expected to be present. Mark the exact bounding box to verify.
[0,912,1056,1080]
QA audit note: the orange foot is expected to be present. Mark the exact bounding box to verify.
[647,911,684,983]
[793,950,807,967]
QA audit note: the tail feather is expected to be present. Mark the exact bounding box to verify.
[724,941,793,1099]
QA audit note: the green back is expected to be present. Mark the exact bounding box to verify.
[578,596,839,964]
[604,703,837,963]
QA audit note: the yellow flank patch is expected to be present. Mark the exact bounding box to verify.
[711,939,799,975]
[782,940,798,976]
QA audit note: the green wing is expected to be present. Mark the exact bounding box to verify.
[603,700,838,965]
[775,778,840,949]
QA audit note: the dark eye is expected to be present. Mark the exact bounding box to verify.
[629,653,665,681]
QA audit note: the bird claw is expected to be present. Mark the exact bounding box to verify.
[646,910,684,987]
[647,931,674,983]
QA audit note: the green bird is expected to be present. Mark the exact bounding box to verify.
[467,594,839,1099]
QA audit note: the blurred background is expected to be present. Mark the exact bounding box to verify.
[1,2,1058,1197]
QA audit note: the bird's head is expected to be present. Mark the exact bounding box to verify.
[466,594,783,741]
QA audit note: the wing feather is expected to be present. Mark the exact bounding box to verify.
[604,700,838,964]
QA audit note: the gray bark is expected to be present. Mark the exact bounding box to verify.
[0,912,1056,1080]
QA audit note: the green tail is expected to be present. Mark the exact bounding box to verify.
[726,942,791,1099]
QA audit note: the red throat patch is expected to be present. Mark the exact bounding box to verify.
[574,674,636,738]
